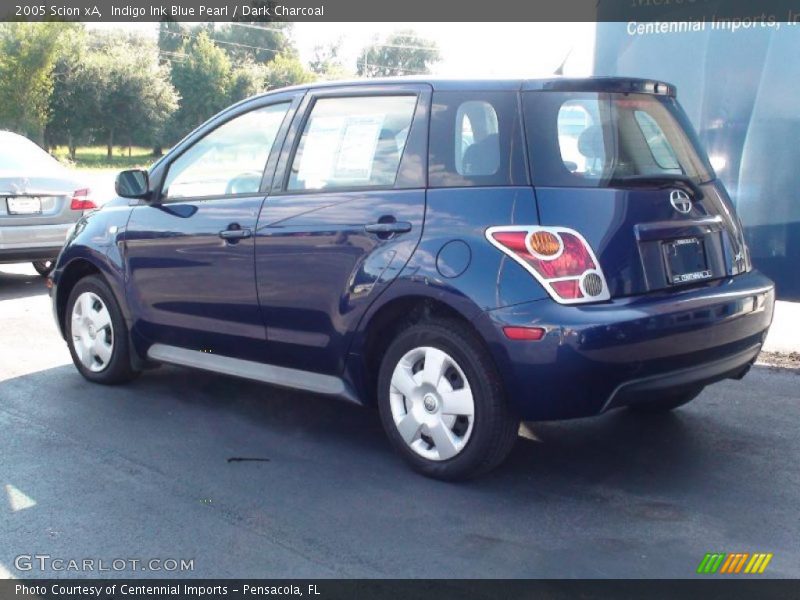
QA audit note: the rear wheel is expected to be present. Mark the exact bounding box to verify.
[377,319,519,480]
[65,275,139,384]
[32,260,54,277]
[627,387,704,414]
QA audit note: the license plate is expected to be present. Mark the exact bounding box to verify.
[6,197,42,215]
[663,237,712,285]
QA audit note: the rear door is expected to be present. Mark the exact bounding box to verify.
[522,88,748,300]
[255,84,430,375]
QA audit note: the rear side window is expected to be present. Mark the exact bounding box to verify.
[287,95,417,191]
[455,101,499,176]
[429,91,528,188]
[525,91,714,187]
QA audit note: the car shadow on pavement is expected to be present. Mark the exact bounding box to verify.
[3,362,796,579]
[0,269,49,301]
[0,360,761,499]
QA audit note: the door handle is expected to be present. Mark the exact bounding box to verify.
[364,221,412,235]
[219,226,252,240]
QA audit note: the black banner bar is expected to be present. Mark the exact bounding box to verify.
[4,0,800,22]
[2,580,799,600]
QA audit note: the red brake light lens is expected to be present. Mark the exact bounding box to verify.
[502,326,546,341]
[70,189,96,211]
[550,280,583,300]
[487,226,610,304]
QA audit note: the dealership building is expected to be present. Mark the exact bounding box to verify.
[594,22,800,299]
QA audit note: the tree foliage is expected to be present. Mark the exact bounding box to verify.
[0,22,73,143]
[357,30,440,78]
[47,27,92,156]
[213,22,293,64]
[165,29,313,141]
[2,22,320,154]
[309,40,349,80]
[47,31,178,158]
[264,54,316,90]
[229,61,269,104]
[169,31,233,138]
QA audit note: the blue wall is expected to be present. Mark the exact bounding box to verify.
[594,22,800,299]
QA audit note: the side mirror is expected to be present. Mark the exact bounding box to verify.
[115,169,151,200]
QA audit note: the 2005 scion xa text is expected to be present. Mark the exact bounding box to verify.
[50,77,774,479]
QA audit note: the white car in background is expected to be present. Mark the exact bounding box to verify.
[0,131,95,276]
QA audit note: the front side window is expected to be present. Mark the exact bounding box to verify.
[526,91,714,188]
[163,103,290,199]
[287,95,418,191]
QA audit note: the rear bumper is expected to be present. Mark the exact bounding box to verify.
[0,247,62,262]
[0,223,71,262]
[476,270,775,421]
[603,343,760,411]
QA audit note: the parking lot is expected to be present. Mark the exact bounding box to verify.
[1,262,798,579]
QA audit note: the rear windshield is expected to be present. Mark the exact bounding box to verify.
[0,134,61,172]
[523,92,714,187]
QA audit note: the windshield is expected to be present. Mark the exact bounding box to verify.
[523,92,714,188]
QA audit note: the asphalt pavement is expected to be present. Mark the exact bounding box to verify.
[1,263,798,579]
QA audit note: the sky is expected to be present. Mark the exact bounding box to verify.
[87,22,596,77]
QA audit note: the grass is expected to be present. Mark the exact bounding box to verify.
[51,145,161,170]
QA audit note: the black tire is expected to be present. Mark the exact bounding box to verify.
[65,274,139,385]
[377,319,519,481]
[32,260,55,277]
[627,387,704,414]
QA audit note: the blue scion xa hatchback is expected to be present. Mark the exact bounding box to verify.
[51,78,775,480]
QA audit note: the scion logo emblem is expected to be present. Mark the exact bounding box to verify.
[670,189,693,214]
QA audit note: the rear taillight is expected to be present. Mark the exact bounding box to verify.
[70,189,96,211]
[486,226,610,305]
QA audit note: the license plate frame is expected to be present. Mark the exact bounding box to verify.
[663,237,712,285]
[6,196,42,215]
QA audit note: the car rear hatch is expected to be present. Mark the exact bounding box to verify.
[521,79,749,300]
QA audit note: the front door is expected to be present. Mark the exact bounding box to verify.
[255,85,431,374]
[125,98,295,361]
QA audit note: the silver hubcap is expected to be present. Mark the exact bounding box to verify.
[389,346,475,461]
[70,291,114,372]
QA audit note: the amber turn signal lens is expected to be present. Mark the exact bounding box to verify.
[527,231,561,257]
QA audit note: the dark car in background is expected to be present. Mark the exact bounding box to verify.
[49,78,774,479]
[0,131,95,276]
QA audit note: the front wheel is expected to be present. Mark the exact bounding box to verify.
[377,319,519,480]
[32,260,54,277]
[65,275,139,385]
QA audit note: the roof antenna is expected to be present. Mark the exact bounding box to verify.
[553,47,573,76]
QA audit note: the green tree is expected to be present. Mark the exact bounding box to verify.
[229,61,268,104]
[0,22,72,144]
[47,27,97,159]
[214,22,293,64]
[309,40,349,80]
[263,54,316,91]
[89,33,178,158]
[158,21,189,56]
[357,30,440,78]
[168,31,234,142]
